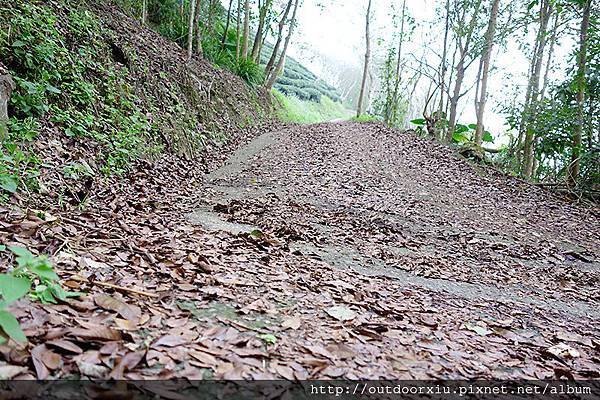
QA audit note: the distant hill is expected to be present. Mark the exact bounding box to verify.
[260,42,342,104]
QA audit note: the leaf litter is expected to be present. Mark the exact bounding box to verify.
[0,122,598,380]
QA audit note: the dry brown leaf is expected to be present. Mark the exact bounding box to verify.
[189,350,218,367]
[69,326,122,341]
[46,339,83,354]
[281,316,301,330]
[109,351,145,380]
[94,294,142,322]
[151,335,188,348]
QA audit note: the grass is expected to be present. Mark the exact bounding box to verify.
[352,114,381,123]
[273,90,352,124]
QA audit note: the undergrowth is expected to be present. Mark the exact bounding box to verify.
[273,90,352,124]
[0,2,160,199]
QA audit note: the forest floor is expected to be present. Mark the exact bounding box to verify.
[1,122,599,381]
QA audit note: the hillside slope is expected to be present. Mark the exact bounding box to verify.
[0,0,271,205]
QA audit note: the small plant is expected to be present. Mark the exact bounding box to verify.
[0,246,80,343]
[257,333,277,346]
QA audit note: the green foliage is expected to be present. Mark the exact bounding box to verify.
[0,1,156,195]
[0,246,80,343]
[234,58,266,87]
[352,115,381,123]
[273,90,352,124]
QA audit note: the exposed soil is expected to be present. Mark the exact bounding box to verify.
[1,122,599,381]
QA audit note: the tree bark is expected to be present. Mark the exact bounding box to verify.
[389,0,407,125]
[141,0,147,24]
[265,0,300,90]
[265,0,293,82]
[236,0,242,60]
[0,65,14,140]
[187,0,197,60]
[242,0,251,59]
[522,0,552,178]
[445,0,483,142]
[221,0,235,48]
[474,0,500,145]
[251,0,273,62]
[437,0,451,140]
[356,0,372,117]
[194,0,203,56]
[567,0,591,188]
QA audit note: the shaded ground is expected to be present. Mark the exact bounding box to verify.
[1,122,599,380]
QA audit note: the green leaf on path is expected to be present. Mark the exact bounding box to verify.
[258,333,277,345]
[0,175,18,193]
[410,118,425,126]
[0,275,31,304]
[0,310,27,343]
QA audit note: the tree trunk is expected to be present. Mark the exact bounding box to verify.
[567,0,591,188]
[187,0,197,60]
[251,0,273,62]
[474,0,500,145]
[236,0,241,60]
[221,0,235,49]
[141,0,147,24]
[356,0,372,117]
[389,0,407,125]
[540,12,559,100]
[194,0,203,56]
[242,0,250,59]
[522,0,552,178]
[265,0,293,82]
[437,0,451,140]
[445,0,483,142]
[0,66,14,140]
[446,57,465,141]
[265,0,300,90]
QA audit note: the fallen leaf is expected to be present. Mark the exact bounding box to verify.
[281,316,301,330]
[77,361,109,378]
[69,326,122,341]
[151,335,188,348]
[465,323,493,336]
[109,351,145,379]
[0,365,28,379]
[546,343,580,359]
[95,294,141,322]
[326,306,356,322]
[46,339,83,354]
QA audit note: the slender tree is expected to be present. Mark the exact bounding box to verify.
[194,0,203,56]
[568,0,592,188]
[236,0,242,60]
[251,0,274,62]
[141,0,148,24]
[388,0,407,125]
[187,0,197,60]
[474,0,501,145]
[521,0,552,178]
[221,0,235,49]
[437,0,451,140]
[357,0,373,117]
[265,0,300,89]
[445,0,484,142]
[265,0,294,81]
[242,0,251,58]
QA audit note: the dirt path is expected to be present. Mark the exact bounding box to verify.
[2,122,599,380]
